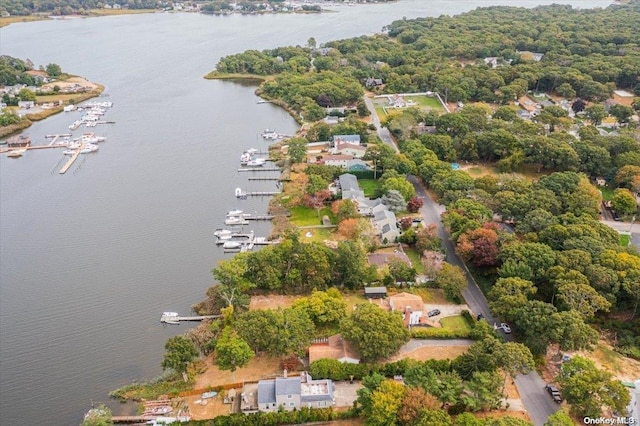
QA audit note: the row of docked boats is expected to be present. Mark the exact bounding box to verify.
[240,147,267,167]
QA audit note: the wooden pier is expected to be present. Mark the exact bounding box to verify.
[111,415,156,424]
[59,146,83,174]
[245,215,274,220]
[238,167,280,172]
[247,191,280,196]
[247,176,280,181]
[160,313,221,324]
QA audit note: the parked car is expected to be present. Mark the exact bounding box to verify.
[477,313,484,321]
[501,323,511,333]
[427,309,441,317]
[545,384,563,403]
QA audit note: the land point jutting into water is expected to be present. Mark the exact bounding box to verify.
[2,1,640,425]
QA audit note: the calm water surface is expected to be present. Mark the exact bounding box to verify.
[0,0,612,424]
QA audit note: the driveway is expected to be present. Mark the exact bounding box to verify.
[423,303,470,318]
[333,382,361,408]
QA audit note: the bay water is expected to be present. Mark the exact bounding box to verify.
[0,0,612,423]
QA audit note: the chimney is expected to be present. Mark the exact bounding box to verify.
[283,369,288,378]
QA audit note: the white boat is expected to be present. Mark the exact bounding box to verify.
[235,187,247,199]
[261,129,280,140]
[214,229,234,238]
[222,241,242,249]
[225,216,248,225]
[246,158,266,167]
[160,312,180,324]
[63,105,77,112]
[69,120,82,130]
[148,406,173,415]
[227,209,245,217]
[6,149,26,158]
[240,152,252,165]
[63,149,76,155]
[80,144,99,154]
[246,148,259,155]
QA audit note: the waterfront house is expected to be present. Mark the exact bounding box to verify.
[17,100,35,109]
[338,173,381,216]
[257,372,334,412]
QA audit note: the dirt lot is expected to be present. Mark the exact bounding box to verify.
[544,342,640,383]
[249,294,299,310]
[387,344,470,363]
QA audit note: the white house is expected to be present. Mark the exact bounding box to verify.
[333,142,366,158]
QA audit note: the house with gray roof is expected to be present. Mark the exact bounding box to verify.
[372,204,400,243]
[257,372,334,412]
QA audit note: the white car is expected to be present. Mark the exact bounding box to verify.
[501,323,512,334]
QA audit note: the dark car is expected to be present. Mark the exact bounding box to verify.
[477,313,485,321]
[545,384,563,403]
[427,309,441,317]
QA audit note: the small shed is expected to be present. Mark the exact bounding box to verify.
[364,286,387,299]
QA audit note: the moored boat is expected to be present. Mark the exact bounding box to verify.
[160,312,179,324]
[225,216,248,226]
[246,158,266,167]
[222,241,242,249]
[6,149,26,158]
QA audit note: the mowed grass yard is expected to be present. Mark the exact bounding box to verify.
[289,206,335,226]
[358,179,381,198]
[440,315,473,333]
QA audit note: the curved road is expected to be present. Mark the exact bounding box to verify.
[365,96,559,425]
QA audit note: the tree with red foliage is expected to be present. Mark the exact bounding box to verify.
[407,196,424,213]
[399,216,414,230]
[456,224,500,268]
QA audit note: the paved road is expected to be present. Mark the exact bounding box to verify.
[364,99,559,424]
[408,175,559,425]
[600,219,639,250]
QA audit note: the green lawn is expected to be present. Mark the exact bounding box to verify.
[359,178,381,198]
[299,227,336,243]
[440,315,473,333]
[403,246,426,274]
[289,206,334,226]
[600,186,615,201]
[407,288,450,304]
[620,234,631,246]
[405,95,445,111]
[343,292,369,312]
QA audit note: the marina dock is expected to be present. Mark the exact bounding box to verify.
[238,167,280,172]
[245,215,274,220]
[59,146,82,174]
